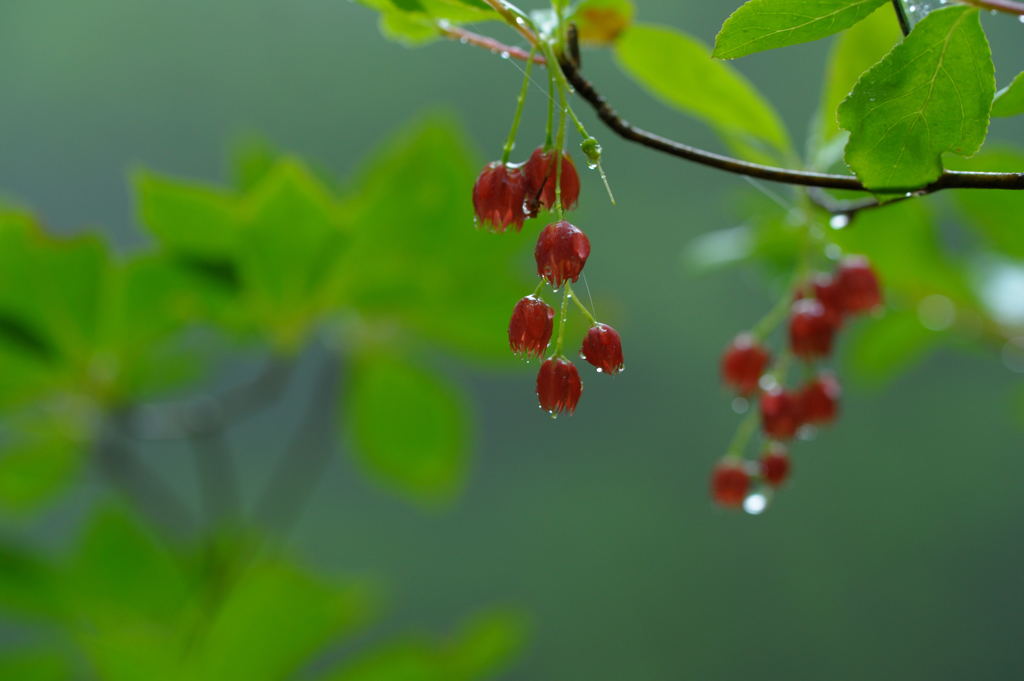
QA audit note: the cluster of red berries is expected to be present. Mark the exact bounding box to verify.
[713,255,882,510]
[473,146,623,416]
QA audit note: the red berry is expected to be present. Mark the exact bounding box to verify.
[800,372,840,425]
[721,333,770,395]
[789,298,837,360]
[760,444,790,487]
[536,357,583,415]
[760,388,803,440]
[580,323,624,374]
[835,256,882,314]
[711,461,750,508]
[472,161,527,233]
[535,221,591,288]
[508,296,554,358]
[523,147,580,215]
[811,273,845,326]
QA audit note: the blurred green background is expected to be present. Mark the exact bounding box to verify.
[3,0,1024,678]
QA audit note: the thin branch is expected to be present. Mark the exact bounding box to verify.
[122,359,291,441]
[479,0,541,47]
[959,0,1024,15]
[439,27,1024,194]
[189,430,240,527]
[805,188,917,217]
[891,0,912,35]
[96,417,196,536]
[254,352,340,537]
[556,55,1024,194]
[439,25,545,64]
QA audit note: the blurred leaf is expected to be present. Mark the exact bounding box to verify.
[0,649,72,681]
[319,611,525,681]
[343,115,531,360]
[845,308,938,384]
[810,4,900,168]
[0,540,63,620]
[714,0,888,60]
[684,225,755,274]
[354,0,496,46]
[66,507,191,623]
[236,160,351,350]
[838,6,994,190]
[948,148,1024,258]
[443,610,526,681]
[615,23,792,163]
[0,409,89,512]
[992,72,1024,117]
[570,0,634,45]
[184,558,373,681]
[346,352,470,504]
[0,212,109,369]
[98,254,219,401]
[135,172,238,258]
[231,136,282,192]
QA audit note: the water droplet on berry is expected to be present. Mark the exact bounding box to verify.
[758,374,778,392]
[731,397,749,414]
[829,214,850,230]
[917,294,955,331]
[743,493,768,515]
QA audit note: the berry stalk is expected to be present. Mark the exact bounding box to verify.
[501,45,537,164]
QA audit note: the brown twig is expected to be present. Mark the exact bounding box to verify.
[439,25,545,64]
[557,54,1024,194]
[437,26,1024,195]
[959,0,1024,15]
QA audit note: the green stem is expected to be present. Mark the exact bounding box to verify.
[554,75,568,220]
[570,287,596,324]
[544,69,556,149]
[532,277,546,296]
[502,45,537,164]
[725,408,760,460]
[552,281,572,356]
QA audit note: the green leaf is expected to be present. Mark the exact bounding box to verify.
[443,611,526,681]
[185,558,373,681]
[838,6,995,190]
[846,307,938,384]
[343,115,531,360]
[317,611,525,681]
[135,172,238,258]
[0,409,87,512]
[346,352,470,504]
[354,0,496,46]
[0,649,72,681]
[714,0,888,60]
[98,254,219,401]
[0,213,109,369]
[810,4,901,168]
[993,72,1024,118]
[615,23,792,163]
[236,160,351,350]
[66,507,192,623]
[0,540,63,620]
